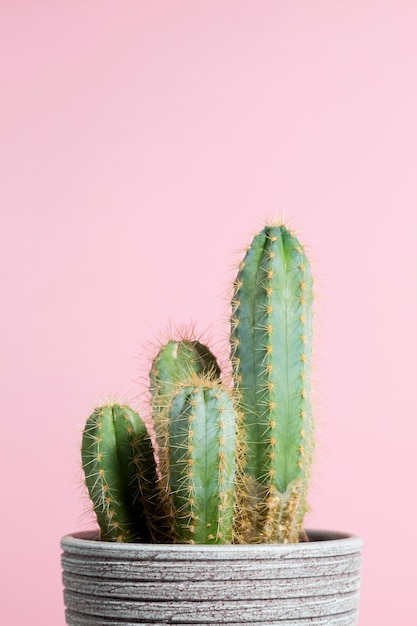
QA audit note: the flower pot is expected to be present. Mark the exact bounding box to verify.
[61,529,362,625]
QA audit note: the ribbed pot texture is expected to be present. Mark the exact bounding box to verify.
[61,530,362,625]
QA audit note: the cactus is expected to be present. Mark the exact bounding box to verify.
[79,221,315,545]
[150,339,221,404]
[81,404,164,543]
[230,224,314,543]
[156,377,238,544]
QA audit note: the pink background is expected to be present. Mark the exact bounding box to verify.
[1,1,416,624]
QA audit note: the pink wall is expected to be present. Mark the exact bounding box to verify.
[2,1,416,624]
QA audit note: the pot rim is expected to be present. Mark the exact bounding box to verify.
[61,529,362,559]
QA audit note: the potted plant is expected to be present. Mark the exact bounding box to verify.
[61,224,362,625]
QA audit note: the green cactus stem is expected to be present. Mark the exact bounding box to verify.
[81,404,163,543]
[150,339,221,403]
[231,224,314,543]
[158,378,238,544]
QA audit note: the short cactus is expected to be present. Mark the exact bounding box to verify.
[156,377,238,544]
[150,339,221,404]
[81,404,164,543]
[230,224,314,543]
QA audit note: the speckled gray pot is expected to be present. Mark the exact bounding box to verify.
[61,529,362,625]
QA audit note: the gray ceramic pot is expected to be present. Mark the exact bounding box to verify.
[61,529,362,625]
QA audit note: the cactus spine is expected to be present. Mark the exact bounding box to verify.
[157,378,238,544]
[231,225,314,543]
[81,404,162,543]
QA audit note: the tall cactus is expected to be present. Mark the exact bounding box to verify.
[157,378,238,544]
[230,224,314,543]
[81,404,165,543]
